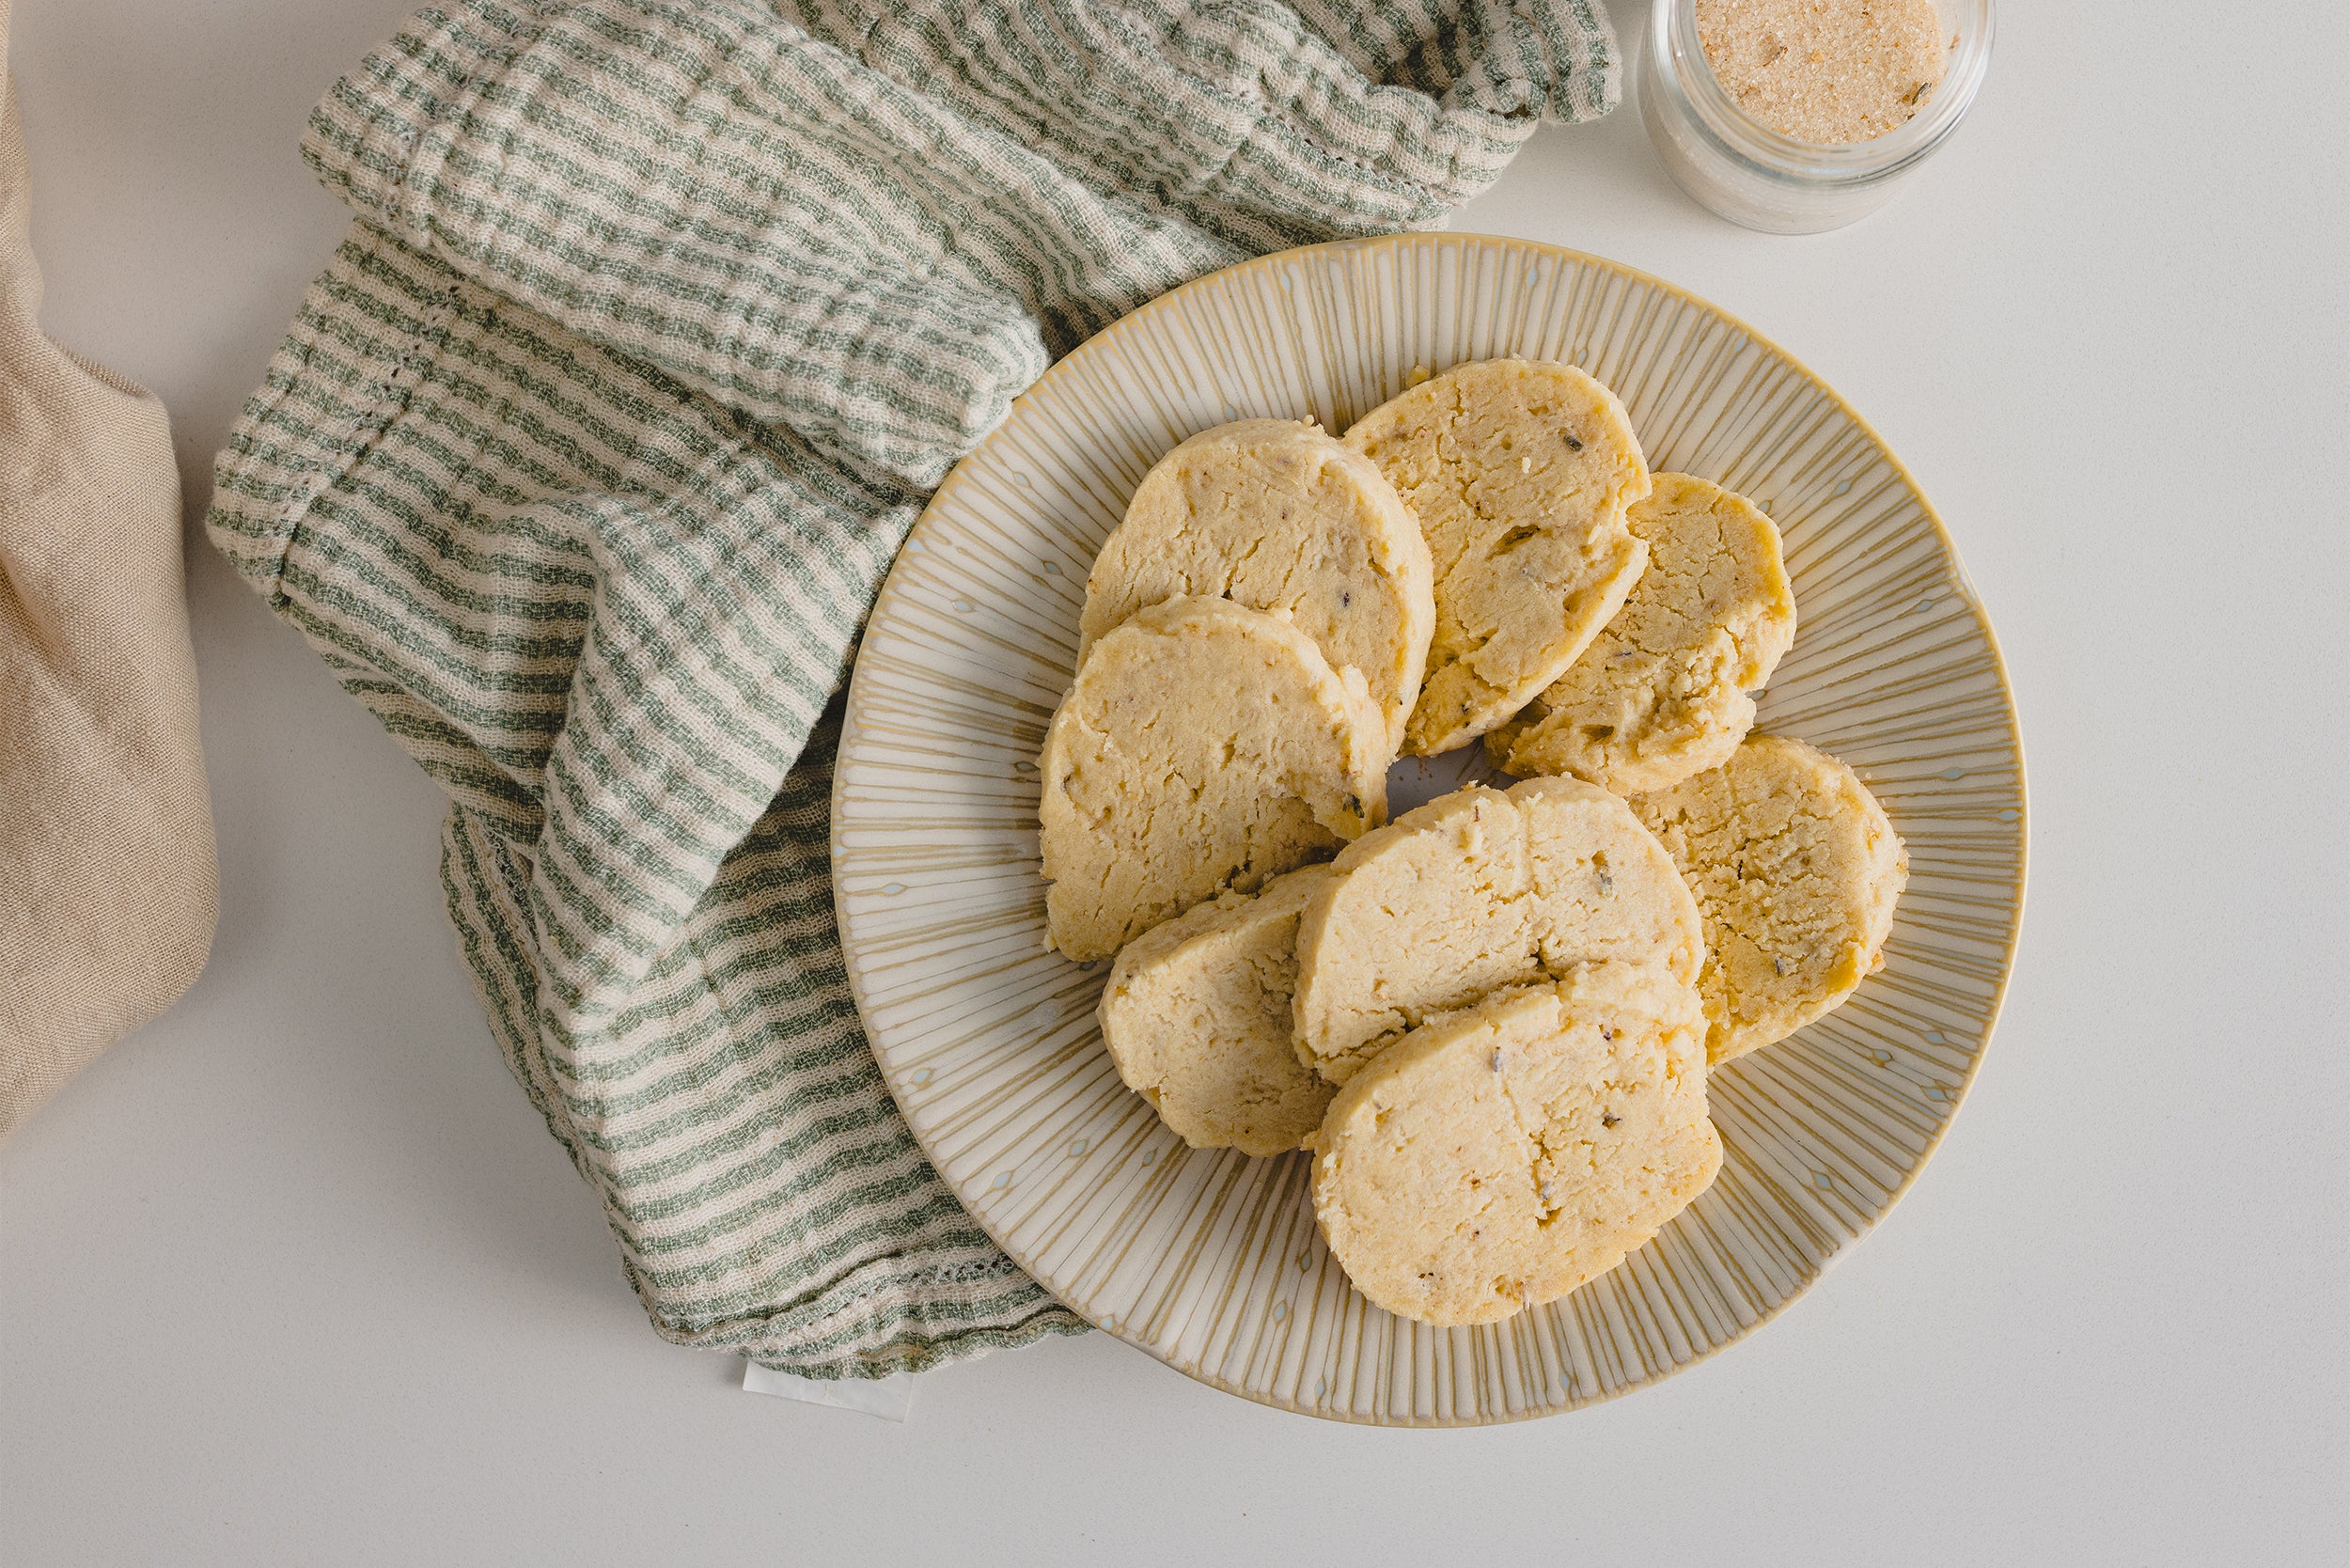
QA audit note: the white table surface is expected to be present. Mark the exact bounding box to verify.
[6,2,2345,1561]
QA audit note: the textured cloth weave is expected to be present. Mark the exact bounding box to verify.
[2,0,218,1139]
[207,0,1619,1378]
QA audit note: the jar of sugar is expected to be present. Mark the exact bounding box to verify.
[1639,0,1993,233]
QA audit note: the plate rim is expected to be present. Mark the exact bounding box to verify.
[831,231,2029,1424]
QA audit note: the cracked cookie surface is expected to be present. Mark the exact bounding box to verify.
[1309,962,1721,1327]
[1080,419,1433,758]
[1343,359,1651,757]
[1631,734,1906,1063]
[1489,472,1795,792]
[1039,597,1386,962]
[1293,775,1702,1085]
[1098,863,1335,1156]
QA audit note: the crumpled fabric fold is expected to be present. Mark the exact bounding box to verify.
[1,7,218,1140]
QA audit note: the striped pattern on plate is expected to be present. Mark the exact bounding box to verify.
[832,234,2025,1424]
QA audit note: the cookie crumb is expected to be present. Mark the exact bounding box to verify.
[1697,0,1949,145]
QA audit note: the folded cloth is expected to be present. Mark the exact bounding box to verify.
[2,2,218,1138]
[207,0,1620,1378]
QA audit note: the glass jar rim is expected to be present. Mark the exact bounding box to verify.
[1653,0,1996,185]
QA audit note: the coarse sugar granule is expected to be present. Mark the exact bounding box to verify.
[1697,0,1950,145]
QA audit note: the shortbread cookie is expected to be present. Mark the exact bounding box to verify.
[1343,360,1651,756]
[1310,962,1721,1327]
[1098,863,1336,1156]
[1490,472,1796,792]
[1039,597,1386,962]
[1294,776,1703,1085]
[1631,735,1906,1063]
[1079,419,1434,756]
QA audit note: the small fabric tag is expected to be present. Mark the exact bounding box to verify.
[741,1360,914,1422]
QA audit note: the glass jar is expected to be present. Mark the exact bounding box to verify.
[1639,0,1994,234]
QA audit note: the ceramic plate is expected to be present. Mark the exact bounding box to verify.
[832,234,2024,1424]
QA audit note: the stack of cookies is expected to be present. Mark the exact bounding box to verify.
[1036,361,1906,1329]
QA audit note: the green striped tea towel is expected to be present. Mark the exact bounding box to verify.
[207,0,1620,1379]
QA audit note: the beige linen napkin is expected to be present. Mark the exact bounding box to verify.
[1,5,216,1137]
